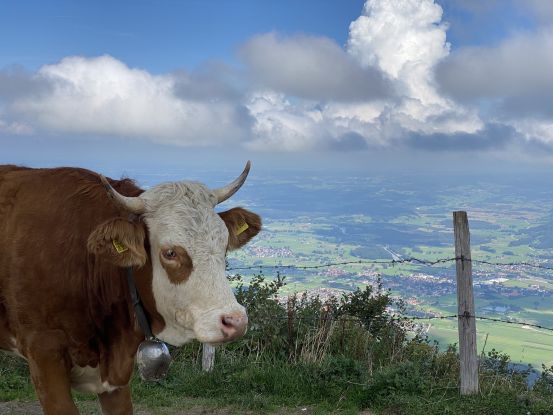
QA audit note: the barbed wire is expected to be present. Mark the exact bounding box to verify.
[226,256,553,272]
[227,255,553,333]
[471,259,553,271]
[406,314,553,332]
[264,314,553,332]
[226,257,458,271]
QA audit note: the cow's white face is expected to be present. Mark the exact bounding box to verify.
[141,182,246,346]
[96,162,259,347]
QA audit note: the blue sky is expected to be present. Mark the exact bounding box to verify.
[1,0,552,172]
[1,1,537,70]
[1,0,366,72]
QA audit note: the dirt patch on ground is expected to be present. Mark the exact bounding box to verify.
[0,401,44,415]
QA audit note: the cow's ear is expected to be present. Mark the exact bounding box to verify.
[87,218,147,267]
[219,207,261,251]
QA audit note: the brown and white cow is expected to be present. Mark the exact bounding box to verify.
[0,162,260,414]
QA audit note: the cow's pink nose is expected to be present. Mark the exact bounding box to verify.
[220,312,248,341]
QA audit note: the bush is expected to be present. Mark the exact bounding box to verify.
[217,272,412,368]
[366,360,427,400]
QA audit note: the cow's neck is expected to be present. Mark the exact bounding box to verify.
[131,259,166,336]
[126,268,154,339]
[96,259,166,387]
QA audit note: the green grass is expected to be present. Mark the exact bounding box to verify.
[3,350,553,415]
[134,357,366,413]
[0,354,365,414]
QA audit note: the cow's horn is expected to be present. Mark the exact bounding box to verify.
[100,175,146,214]
[213,161,251,205]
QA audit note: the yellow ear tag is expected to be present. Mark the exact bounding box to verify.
[112,240,129,254]
[236,222,249,236]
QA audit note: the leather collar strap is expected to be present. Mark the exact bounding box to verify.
[126,267,154,340]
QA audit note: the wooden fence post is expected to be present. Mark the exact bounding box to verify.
[287,295,296,359]
[202,343,215,372]
[453,211,479,395]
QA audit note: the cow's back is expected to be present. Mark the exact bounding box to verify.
[0,165,142,354]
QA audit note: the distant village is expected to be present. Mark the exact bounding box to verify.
[236,241,552,322]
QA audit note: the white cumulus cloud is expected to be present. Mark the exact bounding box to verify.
[245,91,328,151]
[345,0,481,134]
[10,55,251,146]
[244,0,483,152]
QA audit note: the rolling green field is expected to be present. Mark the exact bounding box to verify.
[428,319,553,369]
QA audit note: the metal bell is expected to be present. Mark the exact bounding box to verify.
[136,339,171,382]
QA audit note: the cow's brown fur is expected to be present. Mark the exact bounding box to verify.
[0,165,164,414]
[98,385,133,415]
[159,246,193,284]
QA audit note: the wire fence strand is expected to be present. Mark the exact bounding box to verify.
[405,315,553,332]
[265,314,553,332]
[227,255,553,332]
[471,259,553,271]
[226,257,458,271]
[226,256,553,272]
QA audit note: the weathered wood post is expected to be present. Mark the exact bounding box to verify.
[453,211,479,395]
[287,295,296,359]
[202,343,215,372]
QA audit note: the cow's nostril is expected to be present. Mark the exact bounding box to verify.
[221,316,234,328]
[219,313,248,341]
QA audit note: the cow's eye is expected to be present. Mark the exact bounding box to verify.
[162,249,177,260]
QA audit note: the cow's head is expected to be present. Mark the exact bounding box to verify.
[88,162,260,346]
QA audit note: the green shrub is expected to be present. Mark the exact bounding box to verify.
[366,361,427,400]
[219,273,412,368]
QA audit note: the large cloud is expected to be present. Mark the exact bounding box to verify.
[345,0,481,134]
[6,56,252,145]
[240,33,391,102]
[2,0,547,156]
[434,5,553,148]
[348,0,448,104]
[242,0,483,153]
[436,29,553,119]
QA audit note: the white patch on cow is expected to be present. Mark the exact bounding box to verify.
[140,181,246,346]
[102,381,118,392]
[5,337,26,360]
[70,365,119,394]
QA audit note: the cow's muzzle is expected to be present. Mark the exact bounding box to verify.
[220,312,248,341]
